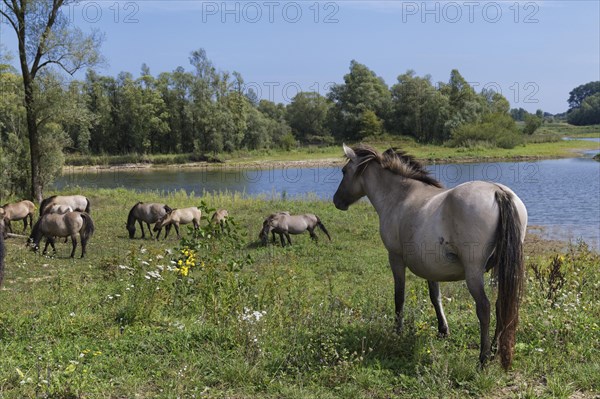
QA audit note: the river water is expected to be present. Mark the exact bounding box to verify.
[55,144,600,248]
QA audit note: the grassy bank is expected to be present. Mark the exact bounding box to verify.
[64,125,600,170]
[1,189,599,398]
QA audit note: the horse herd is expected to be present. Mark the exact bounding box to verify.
[0,196,331,257]
[0,145,530,370]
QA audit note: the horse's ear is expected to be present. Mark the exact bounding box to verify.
[343,143,356,161]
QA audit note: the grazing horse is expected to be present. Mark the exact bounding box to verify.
[29,212,95,258]
[210,209,229,230]
[40,195,90,216]
[260,212,331,247]
[1,200,36,233]
[126,202,172,239]
[333,144,527,370]
[153,207,201,239]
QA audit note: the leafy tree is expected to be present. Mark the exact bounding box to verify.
[568,81,600,109]
[440,69,484,135]
[568,93,600,125]
[358,109,383,139]
[328,60,391,141]
[0,0,103,201]
[286,92,332,143]
[510,108,528,121]
[390,70,450,142]
[523,113,543,135]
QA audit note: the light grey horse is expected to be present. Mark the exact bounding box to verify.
[29,212,95,258]
[260,212,331,247]
[333,144,527,370]
[46,204,73,214]
[40,195,90,216]
[153,207,201,239]
[126,202,172,239]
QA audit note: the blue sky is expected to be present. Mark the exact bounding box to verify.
[1,1,599,113]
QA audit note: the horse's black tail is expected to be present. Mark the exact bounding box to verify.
[316,217,331,241]
[80,212,95,243]
[85,197,91,214]
[0,225,5,287]
[490,189,524,370]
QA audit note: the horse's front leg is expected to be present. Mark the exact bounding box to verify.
[146,222,154,238]
[279,233,286,247]
[174,223,180,239]
[427,281,449,337]
[70,236,78,258]
[138,220,145,239]
[389,252,406,333]
[466,273,491,368]
[285,233,292,246]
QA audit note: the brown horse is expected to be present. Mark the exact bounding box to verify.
[126,202,172,239]
[153,207,201,239]
[1,200,36,233]
[210,209,229,232]
[260,212,331,247]
[29,211,95,258]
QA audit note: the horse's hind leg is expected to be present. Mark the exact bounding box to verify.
[308,227,318,242]
[427,281,449,337]
[81,237,88,258]
[22,219,27,233]
[70,236,78,258]
[465,273,491,368]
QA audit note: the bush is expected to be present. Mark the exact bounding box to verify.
[448,113,523,149]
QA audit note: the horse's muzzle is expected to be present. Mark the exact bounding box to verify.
[333,195,348,211]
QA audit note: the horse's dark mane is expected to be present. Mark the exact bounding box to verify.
[39,195,57,215]
[126,202,142,227]
[29,218,44,245]
[348,144,443,188]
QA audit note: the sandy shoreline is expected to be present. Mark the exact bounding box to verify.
[61,154,578,174]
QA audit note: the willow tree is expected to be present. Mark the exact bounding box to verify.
[0,0,102,202]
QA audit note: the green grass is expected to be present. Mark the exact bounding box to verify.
[1,188,599,398]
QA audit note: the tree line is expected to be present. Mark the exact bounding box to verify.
[1,55,530,155]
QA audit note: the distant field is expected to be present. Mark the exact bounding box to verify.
[64,127,600,169]
[1,188,598,398]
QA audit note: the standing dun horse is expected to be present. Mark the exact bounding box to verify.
[260,212,331,247]
[29,212,95,258]
[333,144,527,370]
[126,202,172,239]
[153,207,201,239]
[1,200,36,233]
